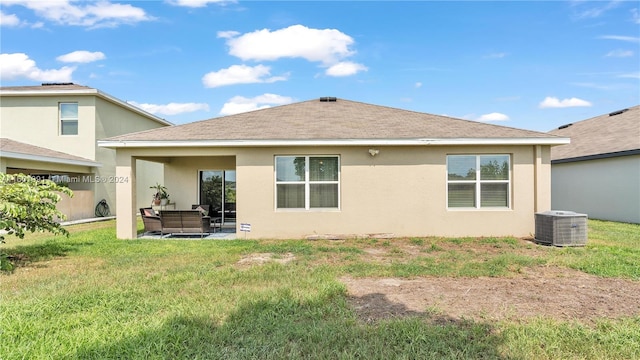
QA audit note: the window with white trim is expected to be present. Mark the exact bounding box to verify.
[59,102,78,135]
[447,154,510,208]
[275,156,340,209]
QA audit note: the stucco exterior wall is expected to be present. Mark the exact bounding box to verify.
[552,155,640,223]
[235,145,546,238]
[115,144,550,239]
[163,156,236,209]
[0,95,97,158]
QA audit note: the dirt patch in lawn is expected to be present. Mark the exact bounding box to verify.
[237,252,296,266]
[342,266,640,324]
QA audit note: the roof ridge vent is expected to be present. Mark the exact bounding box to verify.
[609,108,628,116]
[558,123,573,130]
[42,82,74,86]
[319,97,337,102]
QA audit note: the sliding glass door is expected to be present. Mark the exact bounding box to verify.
[199,170,236,224]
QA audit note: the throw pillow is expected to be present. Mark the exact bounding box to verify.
[143,209,155,217]
[196,206,208,216]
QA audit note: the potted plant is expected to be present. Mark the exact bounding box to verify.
[150,183,170,206]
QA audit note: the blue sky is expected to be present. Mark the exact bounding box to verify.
[1,1,638,131]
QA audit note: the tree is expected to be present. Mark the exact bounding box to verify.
[0,173,72,271]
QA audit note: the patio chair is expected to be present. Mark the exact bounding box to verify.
[192,204,220,232]
[140,207,162,234]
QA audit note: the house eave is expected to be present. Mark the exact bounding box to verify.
[0,150,102,168]
[551,149,640,164]
[98,137,570,149]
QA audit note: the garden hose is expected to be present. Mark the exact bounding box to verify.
[95,199,111,217]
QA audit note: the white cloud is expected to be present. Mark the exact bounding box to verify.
[219,94,294,115]
[128,101,210,116]
[633,8,640,24]
[572,1,620,20]
[477,112,509,122]
[605,49,634,57]
[484,52,507,59]
[167,0,235,7]
[0,10,21,27]
[618,72,640,79]
[325,61,368,77]
[415,82,423,88]
[221,24,356,65]
[57,50,106,63]
[1,0,152,28]
[598,35,640,43]
[217,30,240,39]
[539,97,592,108]
[202,64,288,88]
[0,53,75,82]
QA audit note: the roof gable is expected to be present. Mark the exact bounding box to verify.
[102,98,564,145]
[0,83,172,127]
[550,105,640,161]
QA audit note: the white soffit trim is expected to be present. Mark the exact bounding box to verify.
[0,150,102,167]
[98,137,570,148]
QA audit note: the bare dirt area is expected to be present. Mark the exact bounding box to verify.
[236,252,296,266]
[341,266,640,324]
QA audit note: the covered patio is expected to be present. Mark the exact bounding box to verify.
[108,147,240,239]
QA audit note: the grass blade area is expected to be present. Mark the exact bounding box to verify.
[1,219,639,359]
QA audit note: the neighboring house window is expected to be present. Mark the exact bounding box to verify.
[447,155,510,208]
[275,156,340,209]
[59,102,78,135]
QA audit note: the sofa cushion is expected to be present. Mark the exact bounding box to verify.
[143,208,155,217]
[195,206,208,216]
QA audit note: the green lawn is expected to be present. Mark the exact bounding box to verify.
[1,219,639,359]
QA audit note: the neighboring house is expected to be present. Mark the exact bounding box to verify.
[99,97,569,239]
[549,105,640,224]
[0,83,172,220]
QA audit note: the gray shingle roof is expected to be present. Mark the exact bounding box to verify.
[0,83,92,91]
[549,105,640,162]
[0,138,99,166]
[104,98,560,143]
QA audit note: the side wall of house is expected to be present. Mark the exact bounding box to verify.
[114,144,550,239]
[552,155,640,224]
[94,97,167,213]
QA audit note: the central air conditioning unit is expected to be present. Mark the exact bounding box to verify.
[535,211,588,247]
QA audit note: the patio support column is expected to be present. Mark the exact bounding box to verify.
[533,145,551,213]
[115,150,137,239]
[0,157,6,173]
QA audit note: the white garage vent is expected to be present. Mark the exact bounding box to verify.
[535,211,588,247]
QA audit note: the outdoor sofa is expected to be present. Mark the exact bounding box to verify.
[159,210,211,238]
[139,208,212,237]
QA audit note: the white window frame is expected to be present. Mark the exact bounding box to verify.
[275,155,341,211]
[59,102,78,136]
[446,154,511,210]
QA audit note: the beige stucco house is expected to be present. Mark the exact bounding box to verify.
[0,83,172,220]
[99,97,569,239]
[550,105,639,224]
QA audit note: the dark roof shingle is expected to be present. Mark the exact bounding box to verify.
[550,105,640,161]
[105,98,559,142]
